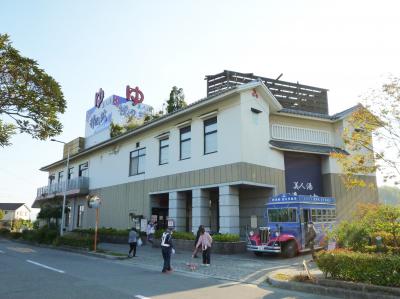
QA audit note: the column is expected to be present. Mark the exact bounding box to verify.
[168,191,186,232]
[219,185,240,234]
[192,188,210,233]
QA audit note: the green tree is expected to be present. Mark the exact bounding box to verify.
[166,86,187,114]
[37,205,62,226]
[0,209,4,221]
[0,34,66,147]
[332,77,400,188]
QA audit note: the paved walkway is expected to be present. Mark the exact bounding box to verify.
[99,242,312,285]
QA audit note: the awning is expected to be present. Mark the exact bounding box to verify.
[269,140,348,155]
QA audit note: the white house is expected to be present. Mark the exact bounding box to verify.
[0,203,31,224]
[33,70,378,235]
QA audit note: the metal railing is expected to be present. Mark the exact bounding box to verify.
[36,177,89,198]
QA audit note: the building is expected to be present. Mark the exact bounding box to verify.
[0,203,31,226]
[33,70,378,235]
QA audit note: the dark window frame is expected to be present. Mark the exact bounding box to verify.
[129,148,146,176]
[204,117,218,155]
[159,138,169,165]
[78,162,89,177]
[68,167,74,180]
[77,205,84,228]
[58,171,64,183]
[180,126,191,160]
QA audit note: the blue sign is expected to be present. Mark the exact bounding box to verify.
[269,193,335,204]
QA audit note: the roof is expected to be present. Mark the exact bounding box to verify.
[41,81,282,171]
[269,140,348,155]
[277,104,361,122]
[0,203,27,211]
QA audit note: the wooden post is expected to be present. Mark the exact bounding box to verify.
[94,207,99,252]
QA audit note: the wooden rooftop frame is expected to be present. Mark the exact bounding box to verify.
[205,70,329,115]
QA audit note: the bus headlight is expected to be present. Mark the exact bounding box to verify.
[249,231,254,236]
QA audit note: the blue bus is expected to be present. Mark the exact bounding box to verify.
[247,193,336,258]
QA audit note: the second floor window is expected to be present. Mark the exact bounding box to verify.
[79,162,89,177]
[159,138,169,165]
[68,167,74,180]
[180,126,191,160]
[204,117,217,154]
[58,171,64,183]
[130,148,146,175]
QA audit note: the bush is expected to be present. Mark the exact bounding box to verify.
[154,229,165,239]
[9,232,22,239]
[173,231,195,240]
[53,235,94,250]
[316,249,400,287]
[330,221,369,251]
[74,227,147,238]
[213,234,240,242]
[21,225,58,244]
[0,228,10,237]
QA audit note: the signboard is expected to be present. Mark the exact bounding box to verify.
[284,152,323,196]
[140,219,147,233]
[167,219,175,228]
[250,215,258,228]
[269,193,335,204]
[87,195,101,208]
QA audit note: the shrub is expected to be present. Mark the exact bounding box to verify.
[154,229,165,239]
[0,228,10,237]
[9,232,22,239]
[173,231,195,240]
[21,225,59,244]
[53,235,94,250]
[316,249,400,287]
[330,221,369,251]
[213,234,240,242]
[74,227,147,238]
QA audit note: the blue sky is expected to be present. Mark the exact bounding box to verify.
[1,0,400,208]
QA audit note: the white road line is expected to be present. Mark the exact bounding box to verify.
[135,295,151,299]
[26,260,65,274]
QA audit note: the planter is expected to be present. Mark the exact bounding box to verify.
[152,238,246,254]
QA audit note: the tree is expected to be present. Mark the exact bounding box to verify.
[166,86,187,114]
[331,77,400,188]
[0,34,66,147]
[0,209,4,221]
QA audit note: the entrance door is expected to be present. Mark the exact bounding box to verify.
[300,208,310,248]
[151,208,168,230]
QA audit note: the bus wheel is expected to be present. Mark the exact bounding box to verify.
[254,252,263,257]
[282,240,297,258]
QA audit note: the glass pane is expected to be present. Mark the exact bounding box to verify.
[205,132,217,153]
[160,146,169,164]
[181,130,191,141]
[205,122,217,133]
[268,208,297,222]
[180,140,191,159]
[160,139,169,147]
[131,157,139,175]
[138,155,145,173]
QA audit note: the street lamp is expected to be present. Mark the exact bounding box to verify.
[51,138,70,236]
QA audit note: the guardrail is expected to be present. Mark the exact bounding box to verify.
[36,177,89,198]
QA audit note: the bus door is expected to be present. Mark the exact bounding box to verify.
[300,208,311,248]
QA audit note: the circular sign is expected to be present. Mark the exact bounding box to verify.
[87,195,101,208]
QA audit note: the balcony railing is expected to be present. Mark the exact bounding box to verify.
[36,176,89,199]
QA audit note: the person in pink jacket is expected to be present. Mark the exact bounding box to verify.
[194,227,213,266]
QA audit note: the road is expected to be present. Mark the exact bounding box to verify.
[0,238,335,299]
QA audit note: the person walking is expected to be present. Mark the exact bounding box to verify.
[128,227,137,258]
[195,227,212,266]
[192,225,204,258]
[305,221,317,261]
[161,228,175,273]
[146,221,155,244]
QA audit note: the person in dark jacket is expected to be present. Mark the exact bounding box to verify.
[192,225,204,258]
[161,228,175,273]
[305,221,317,260]
[128,227,137,258]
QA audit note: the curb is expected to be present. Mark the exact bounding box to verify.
[2,237,128,261]
[267,273,400,299]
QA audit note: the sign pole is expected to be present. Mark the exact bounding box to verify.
[94,207,99,252]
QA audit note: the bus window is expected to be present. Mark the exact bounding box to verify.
[311,209,317,222]
[268,208,297,222]
[322,209,327,222]
[316,209,322,222]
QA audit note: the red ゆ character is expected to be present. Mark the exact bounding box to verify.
[126,85,144,106]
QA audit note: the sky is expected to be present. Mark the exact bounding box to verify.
[1,0,400,209]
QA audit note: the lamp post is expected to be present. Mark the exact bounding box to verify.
[51,138,70,236]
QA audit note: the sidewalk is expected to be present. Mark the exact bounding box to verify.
[98,242,310,285]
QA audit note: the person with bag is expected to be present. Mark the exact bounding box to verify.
[128,227,137,258]
[161,228,175,273]
[192,225,204,258]
[305,221,317,260]
[195,227,212,266]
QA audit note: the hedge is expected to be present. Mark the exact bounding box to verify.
[154,230,239,242]
[53,235,95,250]
[74,227,146,237]
[213,234,240,242]
[316,249,400,287]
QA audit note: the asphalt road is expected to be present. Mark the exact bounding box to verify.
[0,238,335,299]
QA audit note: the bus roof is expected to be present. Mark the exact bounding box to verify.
[266,193,336,205]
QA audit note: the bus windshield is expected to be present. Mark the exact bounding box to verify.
[268,208,297,222]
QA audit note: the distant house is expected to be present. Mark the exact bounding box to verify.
[0,203,31,225]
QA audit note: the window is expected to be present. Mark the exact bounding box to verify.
[77,205,84,227]
[58,171,64,183]
[130,148,146,175]
[311,209,336,222]
[159,138,169,165]
[49,174,55,185]
[267,208,297,222]
[180,126,191,160]
[68,167,74,180]
[204,117,217,154]
[79,162,88,177]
